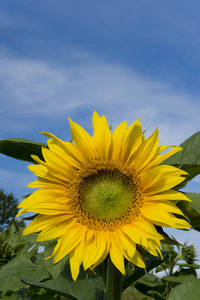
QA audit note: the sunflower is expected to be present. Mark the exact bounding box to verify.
[17,112,191,281]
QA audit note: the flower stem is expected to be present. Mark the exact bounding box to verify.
[105,256,123,300]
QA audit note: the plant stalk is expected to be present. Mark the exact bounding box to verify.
[105,256,123,300]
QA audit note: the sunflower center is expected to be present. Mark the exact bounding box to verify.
[68,160,144,231]
[81,171,134,220]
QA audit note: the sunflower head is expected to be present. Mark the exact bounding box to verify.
[17,112,191,280]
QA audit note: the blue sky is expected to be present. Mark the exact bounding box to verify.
[1,0,200,258]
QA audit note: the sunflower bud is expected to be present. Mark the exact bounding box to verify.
[181,243,197,264]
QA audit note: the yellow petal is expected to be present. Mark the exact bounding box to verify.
[143,239,162,258]
[28,164,48,177]
[170,215,191,229]
[110,121,127,160]
[121,118,143,163]
[141,204,178,227]
[90,246,108,271]
[69,237,85,281]
[83,231,107,270]
[109,234,125,275]
[15,208,30,219]
[42,132,86,167]
[143,201,186,216]
[27,179,66,189]
[68,118,93,161]
[31,154,70,183]
[133,218,163,240]
[53,225,85,263]
[134,128,159,172]
[92,112,111,159]
[141,165,187,194]
[141,146,182,172]
[36,218,75,241]
[18,190,71,215]
[124,248,145,269]
[23,214,72,235]
[144,189,192,202]
[41,147,74,180]
[117,229,136,258]
[122,224,141,245]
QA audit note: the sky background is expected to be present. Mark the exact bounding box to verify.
[1,0,200,264]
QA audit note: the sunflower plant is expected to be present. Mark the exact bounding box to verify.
[0,112,200,300]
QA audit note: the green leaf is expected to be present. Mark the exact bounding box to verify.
[122,251,169,291]
[134,274,166,300]
[168,277,200,300]
[0,138,47,163]
[163,275,195,284]
[0,255,50,292]
[136,274,162,287]
[177,263,200,269]
[164,132,200,165]
[21,277,79,300]
[22,263,105,300]
[186,193,200,214]
[177,193,200,231]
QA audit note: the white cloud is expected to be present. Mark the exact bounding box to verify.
[0,52,199,146]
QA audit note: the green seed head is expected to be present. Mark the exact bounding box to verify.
[81,171,134,220]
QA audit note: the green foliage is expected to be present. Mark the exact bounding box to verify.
[133,243,200,300]
[168,277,200,300]
[0,224,170,300]
[0,225,38,268]
[0,138,46,164]
[0,189,24,232]
[21,265,105,300]
[1,130,200,298]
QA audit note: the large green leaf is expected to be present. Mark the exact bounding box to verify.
[177,193,200,231]
[21,277,78,300]
[22,263,105,300]
[134,274,166,300]
[0,138,46,163]
[0,255,50,292]
[168,277,200,300]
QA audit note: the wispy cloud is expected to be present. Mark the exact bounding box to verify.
[0,51,199,146]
